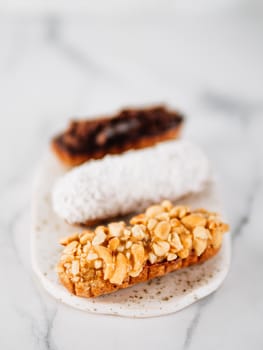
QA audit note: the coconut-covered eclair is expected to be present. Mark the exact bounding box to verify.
[52,140,211,225]
[52,105,183,166]
[57,201,229,298]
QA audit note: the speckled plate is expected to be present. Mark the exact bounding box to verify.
[31,151,231,318]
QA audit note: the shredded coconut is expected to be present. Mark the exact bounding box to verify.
[52,140,211,224]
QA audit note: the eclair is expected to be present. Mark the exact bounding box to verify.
[52,140,211,225]
[57,201,229,298]
[51,105,183,166]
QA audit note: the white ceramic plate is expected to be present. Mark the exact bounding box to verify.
[31,151,231,318]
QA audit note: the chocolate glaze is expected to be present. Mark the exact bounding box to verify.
[53,106,183,157]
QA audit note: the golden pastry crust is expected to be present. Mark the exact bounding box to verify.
[57,201,229,298]
[58,245,220,298]
[51,105,183,166]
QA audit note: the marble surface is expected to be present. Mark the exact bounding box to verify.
[1,9,263,350]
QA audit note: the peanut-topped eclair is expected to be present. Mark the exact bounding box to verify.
[51,105,183,166]
[57,201,229,298]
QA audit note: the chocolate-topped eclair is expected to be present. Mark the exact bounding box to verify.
[51,105,184,166]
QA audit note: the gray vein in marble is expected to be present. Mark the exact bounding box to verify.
[34,304,58,350]
[5,186,58,350]
[43,15,121,82]
[24,275,58,350]
[201,90,263,123]
[7,203,29,266]
[232,176,261,242]
[43,311,57,350]
[15,302,58,350]
[183,295,214,350]
[0,196,58,349]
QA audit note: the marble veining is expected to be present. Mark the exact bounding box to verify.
[232,176,261,243]
[1,8,263,350]
[183,296,213,350]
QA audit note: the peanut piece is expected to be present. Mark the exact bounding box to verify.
[110,253,128,285]
[182,214,207,228]
[154,221,171,240]
[152,241,170,256]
